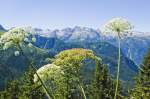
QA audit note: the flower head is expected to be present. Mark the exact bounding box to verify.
[0,27,36,50]
[3,41,14,50]
[53,48,96,65]
[53,48,100,70]
[28,43,33,47]
[102,18,133,37]
[32,37,36,42]
[34,64,63,83]
[14,51,20,56]
[24,38,29,42]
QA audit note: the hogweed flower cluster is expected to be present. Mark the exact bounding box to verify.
[0,27,53,98]
[34,48,98,84]
[34,64,63,84]
[102,17,133,38]
[53,48,97,66]
[0,27,37,56]
[102,18,134,99]
[14,51,20,56]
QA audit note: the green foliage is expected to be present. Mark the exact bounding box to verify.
[35,48,97,98]
[0,28,52,98]
[0,31,5,37]
[0,66,45,99]
[129,49,150,99]
[102,18,133,99]
[89,59,123,99]
[0,43,50,90]
[34,48,124,99]
[45,40,137,85]
[53,48,99,98]
[34,64,64,98]
[0,37,137,91]
[0,27,137,98]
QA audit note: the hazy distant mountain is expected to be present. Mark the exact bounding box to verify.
[0,25,6,31]
[33,26,150,65]
[0,25,149,89]
[1,25,149,65]
[100,32,150,65]
[35,26,101,42]
[0,25,6,36]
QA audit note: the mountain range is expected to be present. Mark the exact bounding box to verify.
[0,25,150,90]
[33,26,150,65]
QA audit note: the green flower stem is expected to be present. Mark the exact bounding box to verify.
[114,33,121,99]
[74,64,87,99]
[78,83,87,99]
[17,43,54,99]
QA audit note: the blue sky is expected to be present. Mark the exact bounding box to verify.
[0,0,149,31]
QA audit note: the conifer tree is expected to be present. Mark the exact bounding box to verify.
[0,66,45,99]
[21,66,45,99]
[130,50,150,99]
[90,58,123,99]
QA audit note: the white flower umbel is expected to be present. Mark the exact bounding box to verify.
[102,18,133,37]
[24,38,29,43]
[0,28,29,45]
[102,18,133,99]
[0,27,36,50]
[3,41,14,50]
[32,37,36,42]
[34,64,65,99]
[34,64,63,83]
[28,43,33,47]
[0,27,52,99]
